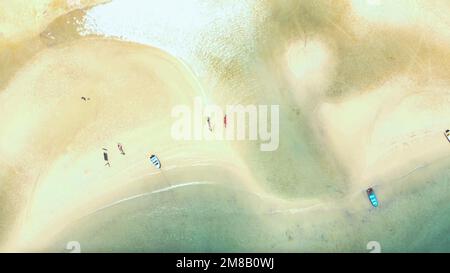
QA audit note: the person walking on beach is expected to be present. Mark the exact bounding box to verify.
[117,143,125,155]
[207,117,213,132]
[224,114,227,128]
[103,148,110,167]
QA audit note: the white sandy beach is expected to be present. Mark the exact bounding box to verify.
[0,0,449,252]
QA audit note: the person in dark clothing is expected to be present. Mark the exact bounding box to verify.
[103,148,110,167]
[207,117,212,132]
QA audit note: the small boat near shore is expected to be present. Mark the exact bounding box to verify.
[366,187,379,207]
[149,154,161,169]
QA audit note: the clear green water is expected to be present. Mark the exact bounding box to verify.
[47,184,274,252]
[46,160,449,252]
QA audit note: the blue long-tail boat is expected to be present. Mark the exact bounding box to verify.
[366,187,379,207]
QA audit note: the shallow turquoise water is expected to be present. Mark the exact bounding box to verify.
[47,184,274,252]
[46,160,449,252]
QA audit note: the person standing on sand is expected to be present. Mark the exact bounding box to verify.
[103,148,110,167]
[224,114,227,128]
[207,117,213,132]
[117,143,125,155]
